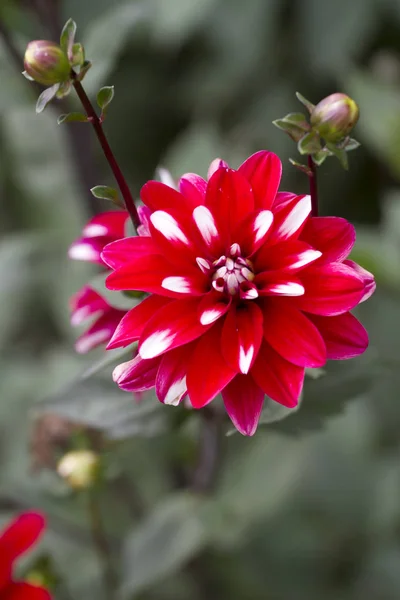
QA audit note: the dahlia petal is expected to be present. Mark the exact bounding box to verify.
[0,512,45,561]
[186,322,236,408]
[101,237,160,269]
[4,583,51,600]
[68,237,111,264]
[70,286,109,326]
[82,211,128,239]
[222,374,265,436]
[138,298,212,359]
[137,205,151,237]
[269,194,311,243]
[192,205,223,255]
[206,167,254,244]
[113,354,161,392]
[344,260,376,302]
[234,209,274,256]
[262,300,327,367]
[300,216,356,263]
[141,181,197,213]
[255,240,321,273]
[207,158,229,180]
[107,296,170,349]
[293,262,365,315]
[308,312,369,359]
[221,303,264,374]
[238,150,282,209]
[179,173,207,206]
[255,274,305,296]
[197,292,231,325]
[161,275,207,295]
[272,191,297,211]
[75,308,125,354]
[251,342,304,408]
[156,344,194,405]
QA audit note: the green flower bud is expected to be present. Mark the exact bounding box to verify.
[310,93,359,142]
[57,450,101,490]
[24,40,70,86]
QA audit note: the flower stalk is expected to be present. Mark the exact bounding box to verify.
[307,155,319,217]
[71,72,140,229]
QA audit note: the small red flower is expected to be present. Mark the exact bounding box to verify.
[69,210,129,352]
[0,512,50,600]
[102,151,375,435]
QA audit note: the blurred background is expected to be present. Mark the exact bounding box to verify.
[0,0,400,598]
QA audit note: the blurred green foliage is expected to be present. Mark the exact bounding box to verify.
[1,0,400,599]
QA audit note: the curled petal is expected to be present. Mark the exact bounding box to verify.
[262,300,327,367]
[344,259,376,302]
[137,205,151,237]
[68,237,110,264]
[251,342,304,408]
[113,354,161,392]
[179,174,207,206]
[0,512,45,562]
[207,158,229,180]
[156,344,195,406]
[238,150,282,209]
[300,216,356,263]
[75,308,126,354]
[101,237,159,269]
[197,292,231,325]
[186,322,236,408]
[272,191,297,212]
[82,211,128,239]
[70,286,109,326]
[222,374,265,436]
[308,312,369,359]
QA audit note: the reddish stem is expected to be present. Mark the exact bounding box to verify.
[71,75,140,229]
[307,155,319,217]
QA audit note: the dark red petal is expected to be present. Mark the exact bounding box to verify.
[206,167,254,246]
[3,583,51,600]
[294,262,365,315]
[141,181,197,213]
[269,194,311,244]
[300,216,356,264]
[101,237,159,270]
[179,174,207,206]
[75,307,126,354]
[197,291,231,325]
[343,260,376,302]
[221,303,263,374]
[262,300,326,367]
[156,343,195,405]
[113,354,161,392]
[233,209,274,256]
[238,150,282,209]
[308,312,369,359]
[251,342,304,408]
[222,374,265,436]
[186,322,237,408]
[0,513,45,561]
[254,239,321,273]
[82,211,129,239]
[138,298,212,359]
[107,296,170,349]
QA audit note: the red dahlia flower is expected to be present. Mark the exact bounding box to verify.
[69,210,129,352]
[102,151,375,435]
[0,512,50,600]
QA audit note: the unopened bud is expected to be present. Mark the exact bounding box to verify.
[57,450,101,490]
[310,93,359,142]
[24,40,70,86]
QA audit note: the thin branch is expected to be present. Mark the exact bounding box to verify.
[307,154,319,216]
[71,74,141,229]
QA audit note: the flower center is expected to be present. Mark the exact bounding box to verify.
[210,244,255,296]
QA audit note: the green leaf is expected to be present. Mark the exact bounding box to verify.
[36,84,60,114]
[312,148,331,166]
[56,80,72,99]
[326,143,349,169]
[89,272,141,311]
[96,86,115,119]
[343,137,361,151]
[297,131,321,155]
[60,18,77,62]
[272,112,310,142]
[77,60,92,82]
[90,185,118,201]
[121,493,207,597]
[296,91,315,113]
[288,158,312,176]
[57,112,88,124]
[71,43,85,67]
